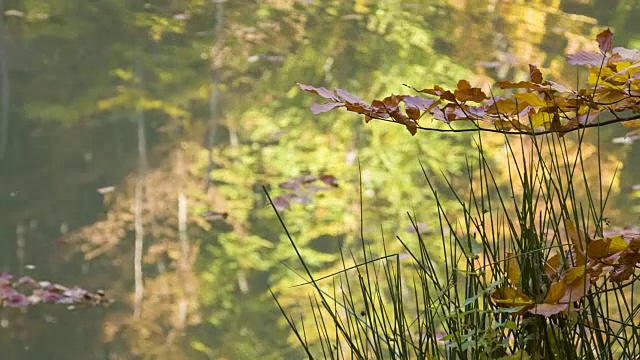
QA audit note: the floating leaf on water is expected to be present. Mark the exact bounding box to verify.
[200,211,228,222]
[319,174,338,187]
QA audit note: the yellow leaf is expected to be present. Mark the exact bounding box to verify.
[527,111,552,128]
[593,88,628,104]
[588,66,626,88]
[544,281,566,304]
[623,120,640,129]
[490,287,534,308]
[607,235,628,255]
[564,266,586,285]
[506,252,521,285]
[514,92,548,107]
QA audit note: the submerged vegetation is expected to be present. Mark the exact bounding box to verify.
[277,29,640,359]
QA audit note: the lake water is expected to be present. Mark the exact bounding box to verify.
[1,1,639,359]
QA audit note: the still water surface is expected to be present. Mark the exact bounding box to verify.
[1,1,640,359]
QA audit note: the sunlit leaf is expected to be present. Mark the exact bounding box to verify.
[608,235,629,254]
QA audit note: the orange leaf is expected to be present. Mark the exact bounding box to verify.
[418,85,456,102]
[496,80,541,90]
[457,79,471,90]
[405,107,420,120]
[454,87,488,103]
[587,234,628,259]
[586,238,611,259]
[529,64,543,84]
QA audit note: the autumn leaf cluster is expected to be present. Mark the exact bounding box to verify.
[491,220,640,317]
[0,272,108,308]
[300,29,640,137]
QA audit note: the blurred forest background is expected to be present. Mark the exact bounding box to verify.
[1,0,640,359]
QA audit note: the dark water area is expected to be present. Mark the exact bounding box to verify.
[1,1,640,359]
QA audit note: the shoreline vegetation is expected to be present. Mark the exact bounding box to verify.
[274,29,640,359]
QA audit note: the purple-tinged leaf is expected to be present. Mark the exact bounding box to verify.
[319,174,338,187]
[16,276,36,287]
[546,81,573,93]
[31,289,57,303]
[576,111,600,125]
[200,211,228,222]
[279,181,299,190]
[566,51,606,66]
[336,89,366,104]
[38,281,55,291]
[64,287,88,299]
[311,102,343,114]
[613,47,640,62]
[464,105,487,119]
[4,293,29,308]
[272,194,292,211]
[431,106,449,122]
[297,83,337,100]
[403,96,435,111]
[596,28,614,53]
[0,273,12,287]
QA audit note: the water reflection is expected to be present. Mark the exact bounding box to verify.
[0,1,638,359]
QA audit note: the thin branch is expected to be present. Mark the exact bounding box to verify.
[366,112,640,136]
